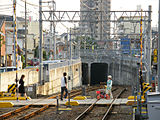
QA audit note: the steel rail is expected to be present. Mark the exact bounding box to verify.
[75,88,118,120]
[101,88,126,120]
[75,99,99,120]
[17,86,102,120]
[0,87,84,119]
[70,86,102,98]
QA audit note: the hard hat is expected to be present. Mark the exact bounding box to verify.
[108,75,112,79]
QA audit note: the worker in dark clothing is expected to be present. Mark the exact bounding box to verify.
[18,75,27,100]
[61,72,68,101]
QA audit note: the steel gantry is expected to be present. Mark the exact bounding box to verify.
[39,1,152,87]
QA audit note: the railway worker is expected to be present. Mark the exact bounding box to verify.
[107,75,113,99]
[61,72,68,101]
[18,74,28,100]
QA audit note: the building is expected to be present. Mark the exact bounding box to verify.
[43,32,53,58]
[117,16,148,39]
[0,15,25,66]
[80,0,111,41]
[43,32,68,60]
[117,15,148,55]
[0,15,40,66]
[27,21,39,48]
[0,18,6,66]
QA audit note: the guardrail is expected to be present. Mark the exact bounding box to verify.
[45,59,81,70]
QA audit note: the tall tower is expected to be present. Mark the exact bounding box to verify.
[80,0,111,41]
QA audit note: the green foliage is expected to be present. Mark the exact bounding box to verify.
[0,34,5,48]
[21,55,25,69]
[75,36,98,49]
[43,51,47,60]
[34,46,39,58]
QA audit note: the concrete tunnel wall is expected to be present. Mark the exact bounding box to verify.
[82,63,88,85]
[109,63,137,86]
[82,62,137,86]
[0,62,82,96]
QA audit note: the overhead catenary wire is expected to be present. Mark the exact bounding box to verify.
[0,6,13,9]
[20,0,51,8]
[0,4,12,7]
[42,0,55,3]
[0,9,13,12]
[17,2,25,8]
[80,0,97,10]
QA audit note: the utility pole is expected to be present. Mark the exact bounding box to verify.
[53,29,56,60]
[53,1,56,60]
[70,28,72,60]
[39,0,43,85]
[25,0,27,67]
[13,0,16,66]
[13,0,18,99]
[158,0,160,91]
[100,0,102,41]
[146,6,152,83]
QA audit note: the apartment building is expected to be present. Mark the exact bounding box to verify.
[80,0,111,41]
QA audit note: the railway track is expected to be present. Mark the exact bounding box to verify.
[75,87,126,120]
[0,86,101,120]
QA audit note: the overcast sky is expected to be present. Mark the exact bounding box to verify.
[0,0,158,32]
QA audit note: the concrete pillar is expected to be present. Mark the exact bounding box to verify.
[88,63,91,85]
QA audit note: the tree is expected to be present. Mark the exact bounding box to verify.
[75,36,97,49]
[21,55,25,68]
[43,51,47,60]
[34,46,39,58]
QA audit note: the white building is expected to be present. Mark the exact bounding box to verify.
[117,16,148,38]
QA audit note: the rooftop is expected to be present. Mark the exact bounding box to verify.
[0,14,25,21]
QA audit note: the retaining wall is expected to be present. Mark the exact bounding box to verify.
[0,60,82,96]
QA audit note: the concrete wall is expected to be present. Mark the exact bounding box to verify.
[83,61,137,86]
[109,62,137,86]
[0,61,82,96]
[0,68,39,91]
[37,62,82,95]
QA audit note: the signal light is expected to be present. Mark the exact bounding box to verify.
[36,68,39,72]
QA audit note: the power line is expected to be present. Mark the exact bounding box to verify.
[80,0,96,10]
[0,9,13,12]
[17,2,25,8]
[0,6,13,9]
[20,0,51,7]
[0,4,12,7]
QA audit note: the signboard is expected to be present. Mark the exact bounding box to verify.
[121,38,130,54]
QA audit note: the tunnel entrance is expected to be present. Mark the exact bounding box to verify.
[82,63,88,85]
[91,63,108,85]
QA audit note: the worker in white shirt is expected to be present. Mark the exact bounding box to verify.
[61,72,68,101]
[106,75,113,99]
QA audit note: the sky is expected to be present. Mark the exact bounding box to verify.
[0,0,159,33]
